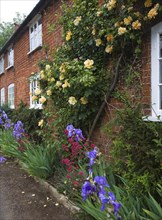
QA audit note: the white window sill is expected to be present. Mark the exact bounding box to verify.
[27,45,42,55]
[0,71,4,75]
[29,104,42,110]
[143,116,162,122]
[9,105,15,109]
[6,65,14,70]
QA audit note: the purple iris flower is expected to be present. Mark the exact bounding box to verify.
[0,118,4,124]
[13,121,25,140]
[2,111,8,119]
[3,119,12,130]
[99,193,109,211]
[81,181,96,201]
[66,124,75,138]
[75,128,85,141]
[108,192,121,216]
[94,176,110,188]
[87,147,98,166]
[0,156,7,164]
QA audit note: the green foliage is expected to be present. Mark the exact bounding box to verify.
[9,101,43,143]
[106,104,162,197]
[20,142,58,179]
[0,129,21,158]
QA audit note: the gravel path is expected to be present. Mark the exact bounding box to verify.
[0,160,77,220]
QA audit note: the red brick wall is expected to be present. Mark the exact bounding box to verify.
[0,0,62,107]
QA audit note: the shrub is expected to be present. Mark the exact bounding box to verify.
[9,101,43,143]
[105,104,162,198]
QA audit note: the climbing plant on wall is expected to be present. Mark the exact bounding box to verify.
[34,0,161,134]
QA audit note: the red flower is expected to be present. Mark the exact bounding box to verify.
[73,181,79,187]
[78,171,84,176]
[62,144,69,152]
[66,175,71,179]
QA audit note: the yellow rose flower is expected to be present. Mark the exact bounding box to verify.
[40,73,45,79]
[31,72,35,75]
[39,96,46,104]
[62,80,70,88]
[118,27,127,35]
[132,20,141,30]
[123,16,133,25]
[35,88,41,95]
[59,63,66,73]
[84,59,94,69]
[114,22,120,27]
[144,0,152,8]
[80,97,88,105]
[50,77,55,82]
[32,95,38,101]
[107,0,116,10]
[56,81,62,87]
[38,119,44,127]
[134,12,142,18]
[45,64,51,71]
[106,34,113,42]
[105,45,113,54]
[96,11,102,17]
[147,4,159,19]
[128,7,133,12]
[73,16,82,26]
[46,90,52,96]
[59,74,65,80]
[68,96,77,105]
[66,31,72,41]
[95,39,102,47]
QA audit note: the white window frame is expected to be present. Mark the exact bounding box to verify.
[29,16,42,52]
[7,48,14,68]
[8,84,14,109]
[0,56,4,74]
[0,88,5,106]
[148,22,162,122]
[29,74,42,109]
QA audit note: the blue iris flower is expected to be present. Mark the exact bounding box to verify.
[94,176,110,188]
[99,192,109,211]
[75,128,84,141]
[108,192,121,216]
[81,181,96,201]
[66,124,84,141]
[87,147,98,166]
[0,156,7,164]
[2,111,8,119]
[13,121,25,140]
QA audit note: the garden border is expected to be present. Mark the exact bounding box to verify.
[33,176,80,214]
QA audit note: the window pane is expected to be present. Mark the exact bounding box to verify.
[160,33,162,58]
[160,86,162,109]
[160,60,162,83]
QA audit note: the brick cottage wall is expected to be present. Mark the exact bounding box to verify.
[0,0,62,107]
[90,18,161,155]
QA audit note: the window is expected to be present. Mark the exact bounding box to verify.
[150,22,162,121]
[8,84,14,109]
[29,75,42,109]
[0,88,5,106]
[29,17,42,52]
[7,48,14,67]
[0,56,4,74]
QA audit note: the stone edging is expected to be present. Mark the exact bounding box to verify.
[33,177,80,214]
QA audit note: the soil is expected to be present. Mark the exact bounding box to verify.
[0,159,78,220]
